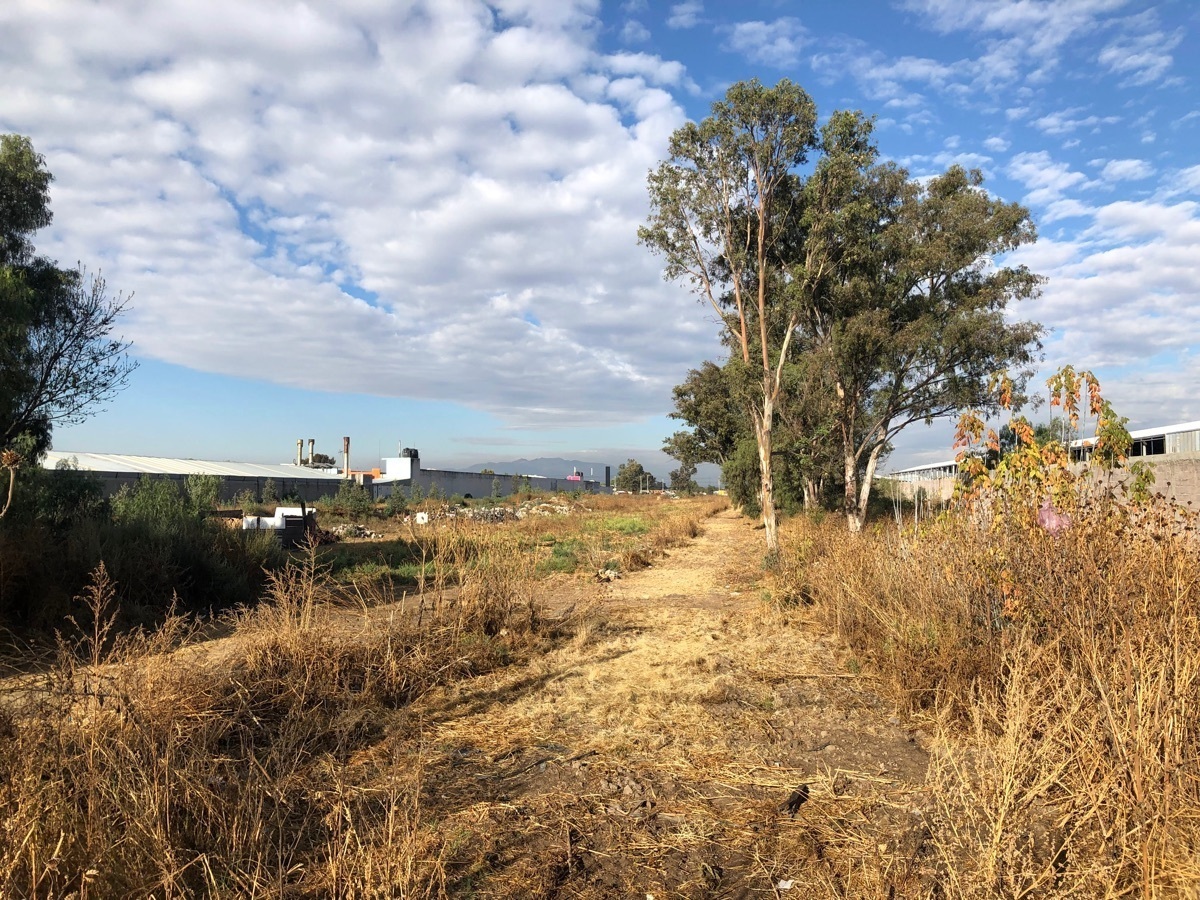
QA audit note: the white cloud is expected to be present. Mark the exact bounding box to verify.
[725,17,809,68]
[1179,166,1200,195]
[811,43,957,111]
[0,0,722,427]
[899,0,1130,82]
[1007,151,1091,207]
[983,136,1010,152]
[620,18,650,43]
[1033,107,1121,135]
[1100,158,1154,181]
[1010,200,1200,391]
[1097,15,1182,85]
[665,1,702,29]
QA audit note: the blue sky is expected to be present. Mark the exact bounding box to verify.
[2,0,1198,477]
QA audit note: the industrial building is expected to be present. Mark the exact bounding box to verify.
[40,450,349,502]
[40,443,612,504]
[883,459,959,503]
[370,449,610,500]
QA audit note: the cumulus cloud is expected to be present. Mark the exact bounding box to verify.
[1010,198,1200,425]
[725,17,809,68]
[665,1,702,29]
[0,0,718,427]
[1100,158,1154,181]
[1007,151,1091,207]
[983,136,1010,152]
[620,18,651,43]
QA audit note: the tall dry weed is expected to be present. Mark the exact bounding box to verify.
[784,383,1200,897]
[0,529,547,897]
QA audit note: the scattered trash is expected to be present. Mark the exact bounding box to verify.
[329,523,381,539]
[777,879,794,891]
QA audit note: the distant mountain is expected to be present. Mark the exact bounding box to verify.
[464,457,612,480]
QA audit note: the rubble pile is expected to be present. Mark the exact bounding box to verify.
[329,522,382,539]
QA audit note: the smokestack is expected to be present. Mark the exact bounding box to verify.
[307,438,315,465]
[296,439,303,466]
[343,436,351,478]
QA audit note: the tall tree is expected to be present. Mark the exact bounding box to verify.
[614,458,655,493]
[794,113,1043,531]
[663,360,744,470]
[640,79,818,556]
[0,135,135,517]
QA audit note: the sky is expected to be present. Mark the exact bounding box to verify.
[2,0,1198,478]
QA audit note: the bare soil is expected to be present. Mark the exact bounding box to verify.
[382,510,934,896]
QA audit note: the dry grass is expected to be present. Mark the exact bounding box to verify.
[785,489,1200,897]
[0,495,727,898]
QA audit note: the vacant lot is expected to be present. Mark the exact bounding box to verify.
[2,491,1196,897]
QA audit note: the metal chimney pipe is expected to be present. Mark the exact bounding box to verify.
[343,436,351,478]
[296,439,303,466]
[308,438,315,465]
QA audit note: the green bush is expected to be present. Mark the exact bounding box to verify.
[317,481,375,519]
[1,474,284,630]
[383,490,408,518]
[184,473,222,513]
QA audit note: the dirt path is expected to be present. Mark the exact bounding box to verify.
[397,510,934,897]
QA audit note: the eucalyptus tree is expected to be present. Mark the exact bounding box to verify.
[640,79,818,555]
[0,135,135,517]
[793,112,1044,531]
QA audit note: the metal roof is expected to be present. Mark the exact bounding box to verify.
[42,451,346,481]
[887,459,959,476]
[1072,420,1200,445]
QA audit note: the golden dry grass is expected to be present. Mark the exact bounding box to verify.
[0,495,746,898]
[787,490,1200,897]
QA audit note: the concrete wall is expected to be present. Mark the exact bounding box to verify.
[880,475,957,504]
[1092,451,1200,508]
[883,452,1200,508]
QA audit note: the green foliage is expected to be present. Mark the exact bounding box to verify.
[112,476,189,529]
[2,473,284,628]
[383,490,408,518]
[541,538,580,574]
[491,476,502,500]
[603,515,649,535]
[646,84,1044,534]
[0,135,135,519]
[722,438,762,517]
[669,460,698,494]
[319,481,374,519]
[614,458,655,493]
[262,478,278,502]
[184,473,222,513]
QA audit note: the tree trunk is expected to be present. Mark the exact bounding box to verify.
[755,397,778,556]
[803,477,818,511]
[0,467,14,520]
[843,448,863,533]
[856,444,885,527]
